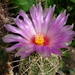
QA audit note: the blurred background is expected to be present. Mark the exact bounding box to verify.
[0,0,75,75]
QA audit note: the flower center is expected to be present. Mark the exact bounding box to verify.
[35,33,44,46]
[31,33,50,46]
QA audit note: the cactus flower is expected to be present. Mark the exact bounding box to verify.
[2,3,75,59]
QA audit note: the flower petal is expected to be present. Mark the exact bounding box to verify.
[53,43,69,49]
[54,10,67,23]
[2,34,29,43]
[18,10,36,35]
[5,42,25,51]
[19,52,30,59]
[15,44,35,59]
[44,5,55,25]
[35,45,51,58]
[4,24,30,39]
[15,17,34,39]
[47,14,69,36]
[50,46,62,57]
[43,5,55,34]
[41,46,51,58]
[30,3,43,33]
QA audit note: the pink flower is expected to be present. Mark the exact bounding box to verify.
[2,3,75,59]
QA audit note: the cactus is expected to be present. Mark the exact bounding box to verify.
[19,52,60,75]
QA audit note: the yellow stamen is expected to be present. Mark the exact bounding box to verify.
[35,33,44,45]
